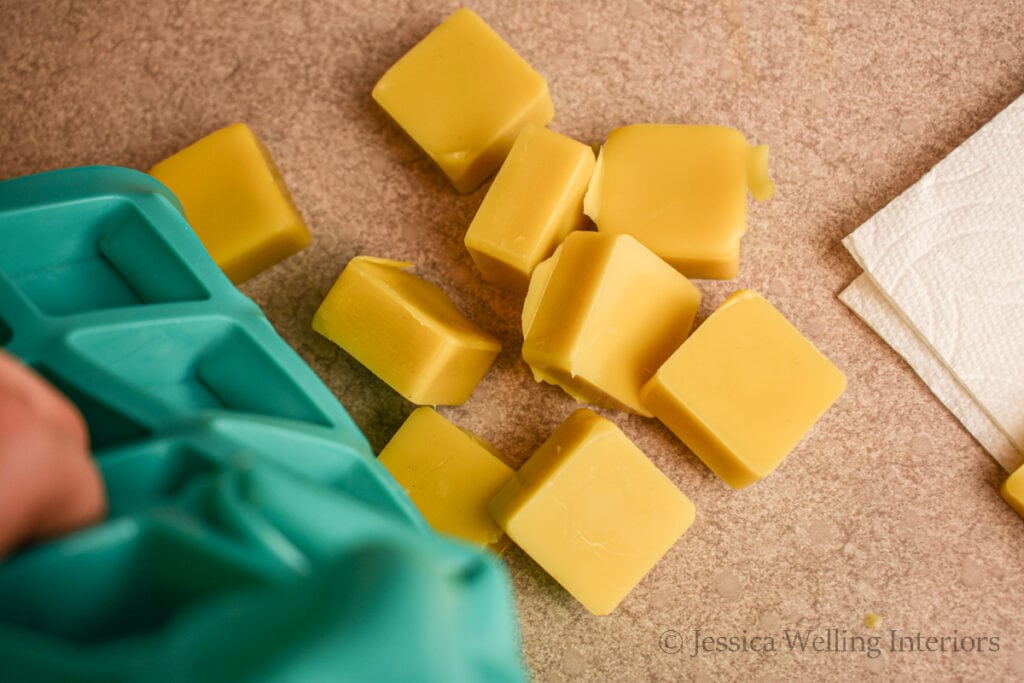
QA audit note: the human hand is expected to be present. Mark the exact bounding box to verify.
[0,349,106,558]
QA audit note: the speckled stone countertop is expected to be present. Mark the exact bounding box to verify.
[3,1,1024,679]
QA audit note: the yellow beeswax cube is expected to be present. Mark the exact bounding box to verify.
[1001,465,1024,519]
[641,290,846,489]
[583,124,774,280]
[149,123,310,284]
[488,409,695,615]
[521,231,701,415]
[372,8,554,193]
[379,407,513,551]
[312,256,500,405]
[464,125,595,291]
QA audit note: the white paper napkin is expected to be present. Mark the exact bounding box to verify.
[840,94,1024,473]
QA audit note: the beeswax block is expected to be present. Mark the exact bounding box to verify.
[149,123,310,284]
[1001,466,1024,519]
[312,257,500,405]
[372,8,554,193]
[379,407,513,551]
[489,409,695,615]
[465,125,595,291]
[583,124,773,280]
[521,231,701,415]
[641,290,846,489]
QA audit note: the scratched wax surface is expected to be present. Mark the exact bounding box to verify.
[2,1,1024,679]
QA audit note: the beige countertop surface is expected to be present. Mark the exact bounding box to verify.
[3,1,1024,680]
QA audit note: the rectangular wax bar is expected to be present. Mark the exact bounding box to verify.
[312,256,500,405]
[372,8,554,193]
[378,407,513,552]
[464,125,595,291]
[149,123,310,284]
[1001,466,1024,519]
[641,290,846,488]
[521,231,701,415]
[584,124,773,279]
[488,409,695,615]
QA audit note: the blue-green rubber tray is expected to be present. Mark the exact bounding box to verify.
[0,166,524,682]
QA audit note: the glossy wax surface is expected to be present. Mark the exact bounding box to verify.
[522,231,701,416]
[149,123,310,284]
[490,409,695,616]
[1001,466,1024,519]
[465,125,595,291]
[312,257,501,406]
[372,8,554,193]
[584,124,773,280]
[642,289,846,488]
[379,407,513,551]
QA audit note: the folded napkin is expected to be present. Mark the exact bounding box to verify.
[840,95,1024,473]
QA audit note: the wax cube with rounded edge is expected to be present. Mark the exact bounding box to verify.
[1001,465,1024,519]
[312,257,500,406]
[521,231,701,416]
[148,123,310,284]
[583,124,774,280]
[378,407,513,552]
[465,125,596,291]
[488,408,695,616]
[372,7,555,193]
[641,289,846,489]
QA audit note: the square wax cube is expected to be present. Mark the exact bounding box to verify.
[488,409,695,615]
[372,8,554,193]
[379,407,514,551]
[312,256,500,406]
[149,123,310,284]
[1001,465,1024,519]
[521,231,701,415]
[641,290,846,489]
[464,125,595,291]
[583,124,774,280]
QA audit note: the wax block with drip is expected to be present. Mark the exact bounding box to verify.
[583,124,773,280]
[641,289,846,488]
[488,409,695,615]
[372,8,554,193]
[1001,465,1024,519]
[521,231,701,415]
[465,125,595,291]
[149,123,310,284]
[378,407,513,552]
[312,257,500,406]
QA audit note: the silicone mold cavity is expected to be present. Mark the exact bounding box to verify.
[67,319,334,426]
[100,441,222,517]
[0,199,208,316]
[0,167,525,682]
[0,518,279,644]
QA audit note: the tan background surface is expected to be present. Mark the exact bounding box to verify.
[3,1,1024,680]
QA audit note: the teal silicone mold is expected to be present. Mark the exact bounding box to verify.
[0,167,525,683]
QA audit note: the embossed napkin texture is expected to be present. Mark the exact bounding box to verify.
[840,95,1024,472]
